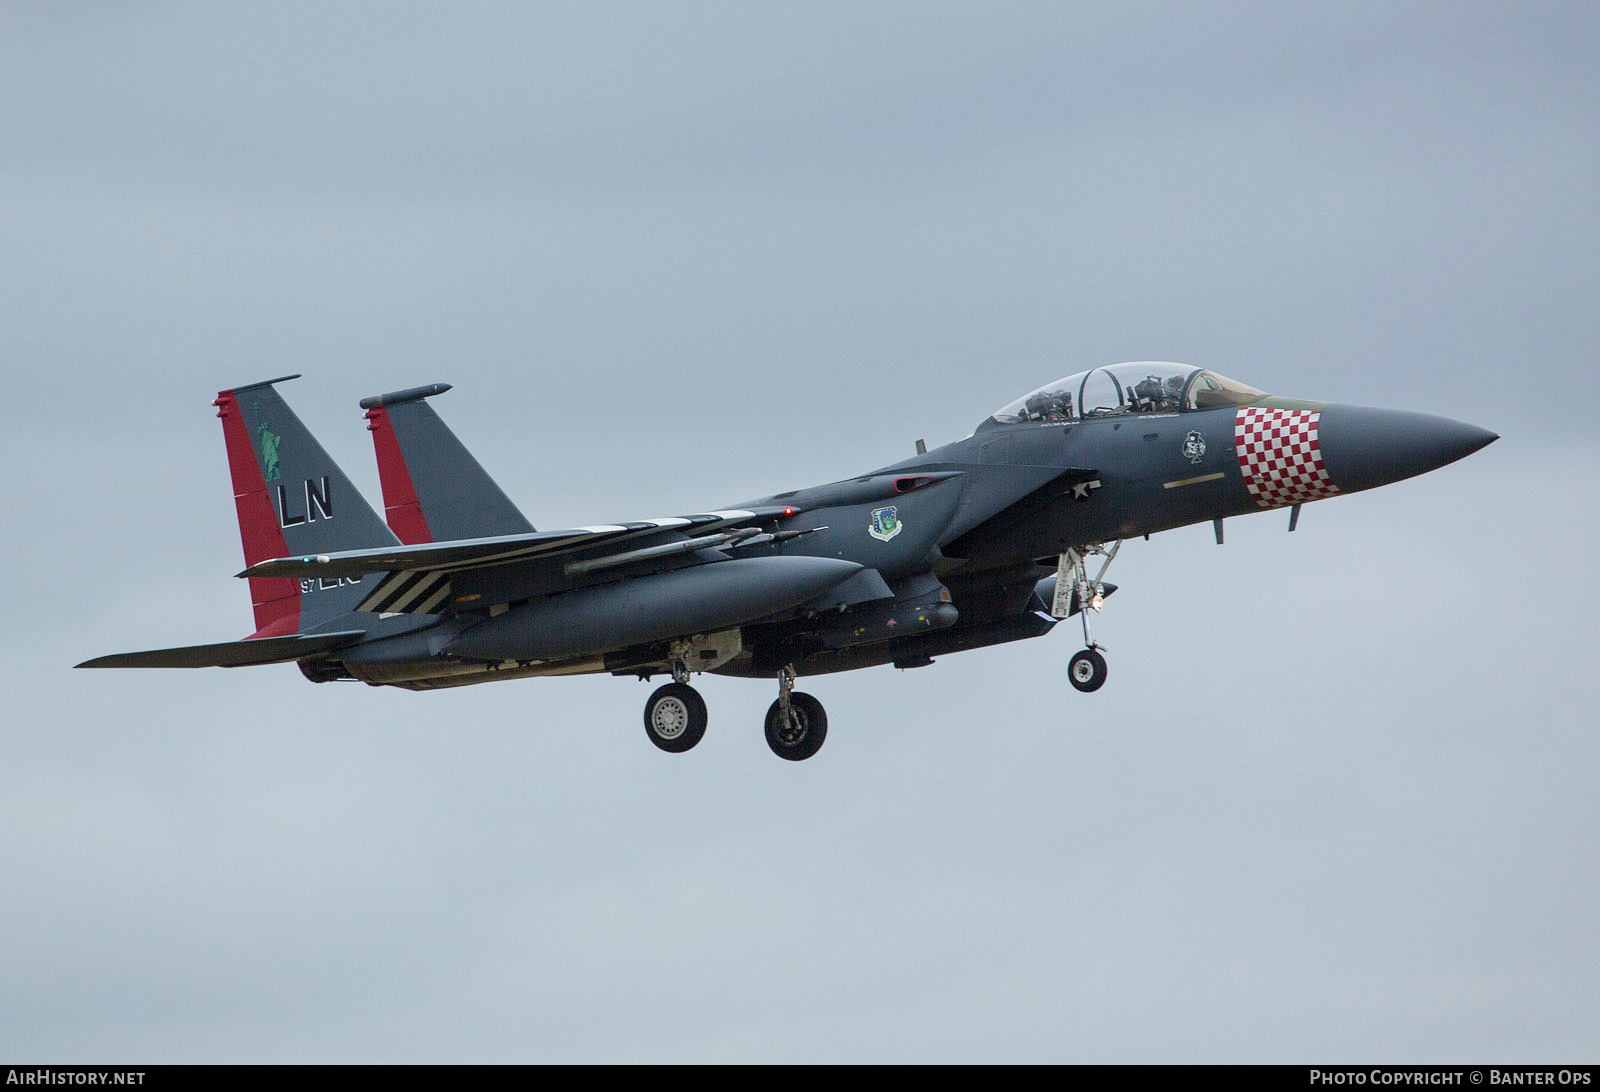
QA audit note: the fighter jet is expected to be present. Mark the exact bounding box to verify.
[79,364,1496,761]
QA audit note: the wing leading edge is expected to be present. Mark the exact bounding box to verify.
[239,507,798,581]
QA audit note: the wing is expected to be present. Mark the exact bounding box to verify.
[238,507,803,615]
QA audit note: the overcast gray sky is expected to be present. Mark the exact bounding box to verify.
[2,1,1596,1062]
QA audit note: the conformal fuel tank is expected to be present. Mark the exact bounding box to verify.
[444,555,863,662]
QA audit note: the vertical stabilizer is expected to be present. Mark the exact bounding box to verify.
[214,377,399,636]
[361,384,535,544]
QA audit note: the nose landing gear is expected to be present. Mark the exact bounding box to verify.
[1068,648,1108,693]
[1055,541,1120,694]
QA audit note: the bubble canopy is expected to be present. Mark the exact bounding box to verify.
[987,362,1264,426]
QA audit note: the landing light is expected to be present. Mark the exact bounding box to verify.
[1090,592,1105,612]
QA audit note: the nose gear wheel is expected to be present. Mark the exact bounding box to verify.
[1068,648,1107,692]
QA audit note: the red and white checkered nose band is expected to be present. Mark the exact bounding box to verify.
[1234,407,1341,509]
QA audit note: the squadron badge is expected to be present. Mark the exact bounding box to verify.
[868,505,902,542]
[1182,429,1207,464]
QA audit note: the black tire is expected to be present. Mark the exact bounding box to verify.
[764,691,827,761]
[1068,648,1107,693]
[643,683,707,753]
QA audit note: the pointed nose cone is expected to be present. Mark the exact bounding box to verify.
[1317,405,1498,494]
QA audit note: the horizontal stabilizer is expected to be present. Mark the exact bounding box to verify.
[77,630,365,670]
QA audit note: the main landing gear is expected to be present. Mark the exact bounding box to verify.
[643,658,708,753]
[643,680,707,753]
[1055,541,1120,694]
[641,659,828,761]
[763,665,827,762]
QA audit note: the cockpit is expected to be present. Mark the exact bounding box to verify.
[987,362,1264,426]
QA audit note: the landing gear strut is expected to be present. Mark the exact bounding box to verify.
[764,665,827,761]
[1055,541,1120,693]
[643,653,707,753]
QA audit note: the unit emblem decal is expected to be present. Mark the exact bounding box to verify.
[868,505,903,542]
[253,404,283,482]
[1182,430,1207,464]
[1234,407,1341,509]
